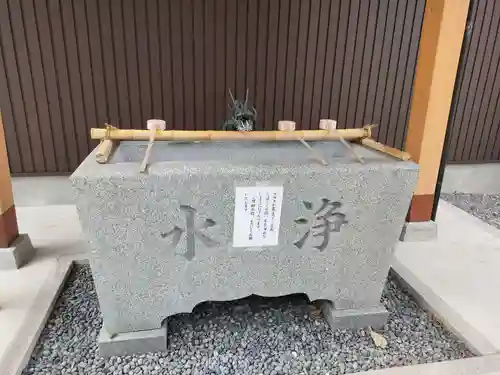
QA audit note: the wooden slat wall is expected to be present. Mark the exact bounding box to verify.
[448,0,500,163]
[0,0,425,174]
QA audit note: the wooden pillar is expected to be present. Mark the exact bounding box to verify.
[0,112,18,248]
[405,0,469,222]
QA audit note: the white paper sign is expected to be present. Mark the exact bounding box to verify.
[232,186,284,247]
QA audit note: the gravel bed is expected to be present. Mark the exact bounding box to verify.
[22,266,472,375]
[441,193,500,229]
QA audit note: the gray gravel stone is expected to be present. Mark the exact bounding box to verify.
[441,193,500,228]
[22,265,472,375]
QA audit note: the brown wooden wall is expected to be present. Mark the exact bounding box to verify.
[0,0,425,174]
[448,0,500,163]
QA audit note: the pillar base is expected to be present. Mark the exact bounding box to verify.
[399,221,438,242]
[98,326,167,357]
[320,302,389,330]
[0,234,35,270]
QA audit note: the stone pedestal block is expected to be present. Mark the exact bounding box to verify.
[98,327,167,357]
[400,221,438,242]
[72,141,418,354]
[320,302,389,330]
[0,234,35,270]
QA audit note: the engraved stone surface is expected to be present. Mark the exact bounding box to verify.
[71,141,418,335]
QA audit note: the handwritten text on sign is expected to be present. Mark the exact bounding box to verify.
[233,186,284,247]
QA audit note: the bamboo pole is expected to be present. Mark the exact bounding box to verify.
[360,138,412,161]
[96,139,118,164]
[90,127,371,142]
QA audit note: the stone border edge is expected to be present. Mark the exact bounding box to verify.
[390,261,499,356]
[0,257,73,375]
[3,255,498,375]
